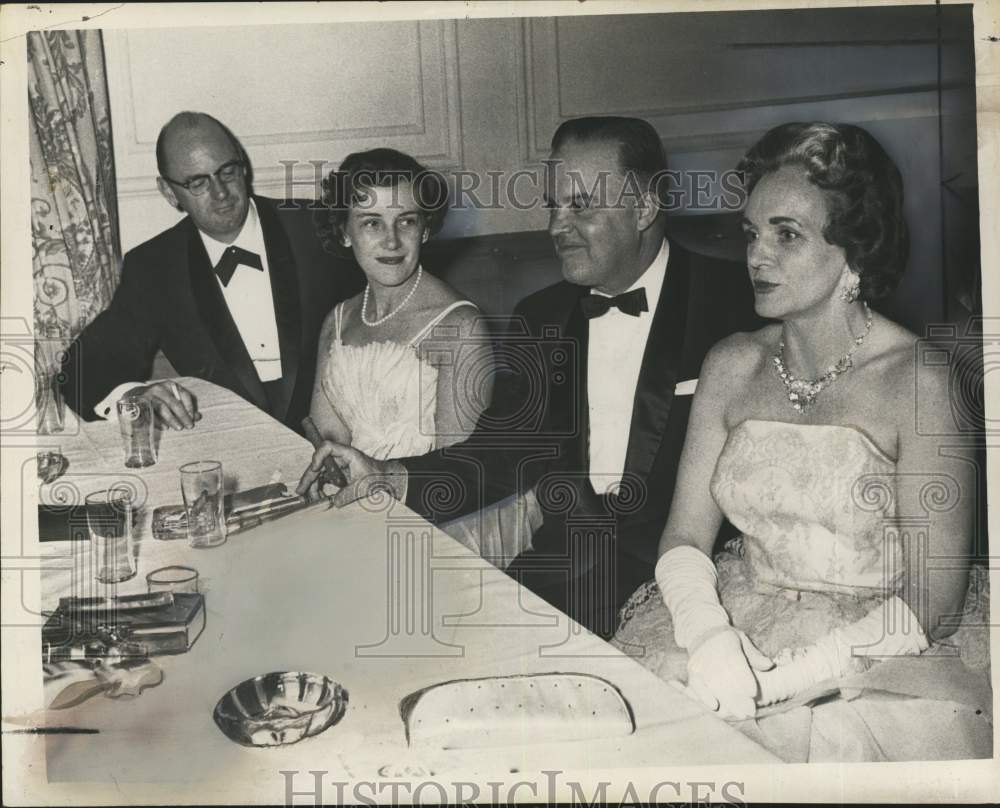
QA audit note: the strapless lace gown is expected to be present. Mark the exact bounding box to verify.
[321,301,542,568]
[613,419,992,762]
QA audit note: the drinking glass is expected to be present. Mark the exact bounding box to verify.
[117,396,157,468]
[85,488,137,583]
[146,565,199,594]
[36,372,66,435]
[180,460,227,548]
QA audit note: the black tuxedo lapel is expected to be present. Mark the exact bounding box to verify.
[561,287,590,464]
[623,243,691,478]
[185,224,269,413]
[257,199,302,424]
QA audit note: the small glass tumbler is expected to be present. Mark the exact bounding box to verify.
[117,396,157,468]
[180,460,227,549]
[36,372,66,435]
[85,488,137,583]
[146,565,199,594]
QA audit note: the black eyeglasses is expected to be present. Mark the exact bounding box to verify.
[161,160,246,196]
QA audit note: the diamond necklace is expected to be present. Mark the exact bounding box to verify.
[361,266,423,327]
[773,302,873,413]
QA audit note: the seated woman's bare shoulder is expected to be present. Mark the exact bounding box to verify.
[439,303,481,344]
[692,324,779,424]
[319,291,362,345]
[413,273,480,334]
[701,323,779,386]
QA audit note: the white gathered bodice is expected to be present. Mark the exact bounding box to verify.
[321,300,476,460]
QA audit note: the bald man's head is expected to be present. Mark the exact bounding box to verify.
[156,113,240,176]
[155,112,251,243]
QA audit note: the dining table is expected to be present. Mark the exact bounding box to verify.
[24,378,777,801]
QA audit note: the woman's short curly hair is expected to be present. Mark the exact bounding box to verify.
[315,148,448,255]
[737,122,909,301]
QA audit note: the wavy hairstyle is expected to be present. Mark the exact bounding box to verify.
[738,122,909,301]
[315,148,448,256]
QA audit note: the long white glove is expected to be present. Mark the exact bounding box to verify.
[657,546,774,719]
[756,594,929,706]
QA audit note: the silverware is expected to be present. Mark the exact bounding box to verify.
[3,727,100,735]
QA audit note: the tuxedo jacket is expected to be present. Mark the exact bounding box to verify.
[60,196,363,432]
[403,241,761,571]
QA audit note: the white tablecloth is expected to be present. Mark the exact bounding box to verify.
[35,378,314,606]
[30,379,776,795]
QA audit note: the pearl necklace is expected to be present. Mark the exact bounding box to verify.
[361,266,422,327]
[773,303,873,413]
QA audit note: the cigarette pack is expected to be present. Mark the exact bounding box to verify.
[42,592,206,660]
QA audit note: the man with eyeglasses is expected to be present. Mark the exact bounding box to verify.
[60,111,362,433]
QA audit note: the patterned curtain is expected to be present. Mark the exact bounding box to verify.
[28,30,121,431]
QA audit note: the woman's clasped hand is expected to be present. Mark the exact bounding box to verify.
[684,626,775,719]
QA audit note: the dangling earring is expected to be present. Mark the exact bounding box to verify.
[841,270,861,303]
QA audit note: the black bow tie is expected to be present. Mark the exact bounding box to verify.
[214,245,263,286]
[580,288,648,319]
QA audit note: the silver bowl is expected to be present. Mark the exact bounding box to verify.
[213,671,348,747]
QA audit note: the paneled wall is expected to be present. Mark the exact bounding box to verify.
[106,5,978,329]
[106,20,465,246]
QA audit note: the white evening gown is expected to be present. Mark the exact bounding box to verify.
[320,300,542,568]
[612,419,992,762]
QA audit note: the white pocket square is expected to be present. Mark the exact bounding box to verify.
[674,378,698,396]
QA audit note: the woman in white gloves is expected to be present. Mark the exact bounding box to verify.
[612,122,991,762]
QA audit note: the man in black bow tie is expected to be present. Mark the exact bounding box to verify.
[59,112,362,432]
[301,116,758,637]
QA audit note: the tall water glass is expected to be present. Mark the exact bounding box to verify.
[117,396,157,468]
[36,372,66,435]
[85,488,137,583]
[180,460,227,548]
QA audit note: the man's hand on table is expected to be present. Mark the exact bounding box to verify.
[127,382,201,430]
[296,441,407,507]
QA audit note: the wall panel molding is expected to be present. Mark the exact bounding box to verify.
[519,15,969,163]
[106,21,462,200]
[106,7,974,253]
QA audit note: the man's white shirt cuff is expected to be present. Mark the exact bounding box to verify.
[95,382,144,419]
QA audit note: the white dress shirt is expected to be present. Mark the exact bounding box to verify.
[586,238,669,494]
[198,199,282,382]
[94,199,282,417]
